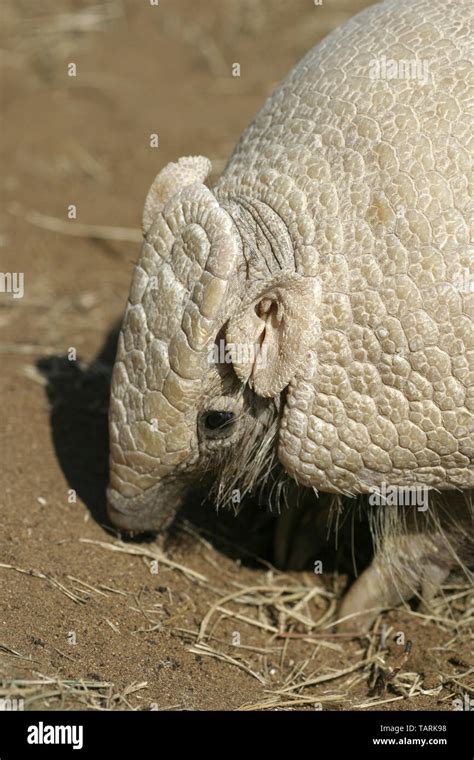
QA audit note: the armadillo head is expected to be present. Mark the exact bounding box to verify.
[107,156,319,532]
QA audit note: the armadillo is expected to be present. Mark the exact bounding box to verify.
[107,0,473,631]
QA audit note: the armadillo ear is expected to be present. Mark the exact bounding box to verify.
[226,273,321,397]
[142,155,212,234]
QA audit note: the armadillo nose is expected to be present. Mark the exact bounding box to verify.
[106,483,183,534]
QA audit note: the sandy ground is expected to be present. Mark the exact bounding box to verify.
[0,0,472,711]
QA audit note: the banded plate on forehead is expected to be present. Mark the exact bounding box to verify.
[109,161,241,484]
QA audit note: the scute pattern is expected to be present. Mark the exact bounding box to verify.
[215,0,473,493]
[109,185,239,496]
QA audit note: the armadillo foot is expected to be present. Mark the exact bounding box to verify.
[338,534,451,634]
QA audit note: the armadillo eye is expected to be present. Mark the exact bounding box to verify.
[201,410,235,439]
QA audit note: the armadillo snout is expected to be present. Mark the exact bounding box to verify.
[107,479,187,533]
